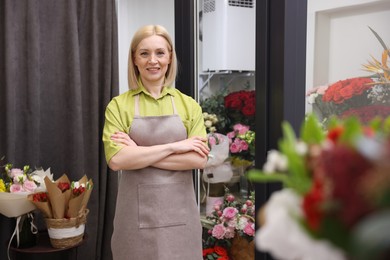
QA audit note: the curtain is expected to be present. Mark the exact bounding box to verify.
[0,0,119,259]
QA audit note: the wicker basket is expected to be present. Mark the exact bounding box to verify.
[230,234,255,260]
[45,209,89,249]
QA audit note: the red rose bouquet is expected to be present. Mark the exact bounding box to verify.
[200,88,255,135]
[224,90,255,130]
[307,27,390,124]
[248,113,390,260]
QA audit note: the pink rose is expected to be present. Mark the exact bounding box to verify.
[23,180,37,192]
[233,124,250,134]
[222,207,238,219]
[224,226,235,239]
[226,194,235,202]
[239,140,249,151]
[243,222,255,236]
[9,168,23,178]
[212,224,226,239]
[10,183,23,193]
[230,142,241,153]
[226,219,237,229]
[227,131,235,140]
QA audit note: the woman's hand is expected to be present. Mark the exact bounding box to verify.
[110,131,137,147]
[171,136,209,158]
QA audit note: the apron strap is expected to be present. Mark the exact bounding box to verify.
[134,95,140,116]
[170,95,178,115]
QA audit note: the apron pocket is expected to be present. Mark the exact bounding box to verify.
[138,182,188,229]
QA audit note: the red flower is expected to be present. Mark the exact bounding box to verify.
[57,182,70,192]
[32,192,49,202]
[322,77,374,105]
[214,245,228,256]
[341,105,390,124]
[302,178,325,231]
[327,126,344,144]
[319,145,374,227]
[224,90,256,126]
[202,248,214,257]
[72,186,86,196]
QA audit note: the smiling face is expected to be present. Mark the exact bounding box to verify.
[133,35,172,91]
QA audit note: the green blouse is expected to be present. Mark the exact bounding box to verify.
[102,84,206,163]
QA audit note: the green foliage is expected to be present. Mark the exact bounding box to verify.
[200,91,230,134]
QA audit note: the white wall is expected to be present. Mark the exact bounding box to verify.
[117,0,175,94]
[306,0,390,110]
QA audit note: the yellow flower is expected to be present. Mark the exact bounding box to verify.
[0,179,6,192]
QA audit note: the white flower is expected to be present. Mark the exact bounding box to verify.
[295,140,308,156]
[211,116,219,124]
[263,150,288,173]
[256,189,347,260]
[30,168,54,191]
[209,126,217,133]
[205,120,212,128]
[237,215,250,230]
[307,93,318,104]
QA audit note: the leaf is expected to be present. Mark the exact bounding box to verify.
[247,169,289,184]
[279,122,312,194]
[339,117,362,145]
[368,26,389,51]
[301,113,325,144]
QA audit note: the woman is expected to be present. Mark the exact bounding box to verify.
[102,25,209,260]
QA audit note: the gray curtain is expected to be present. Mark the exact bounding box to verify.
[0,0,119,259]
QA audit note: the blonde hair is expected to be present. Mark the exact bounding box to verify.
[128,25,178,90]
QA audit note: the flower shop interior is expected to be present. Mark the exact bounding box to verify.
[1,0,389,260]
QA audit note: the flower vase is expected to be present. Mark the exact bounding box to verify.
[234,163,253,198]
[205,183,225,215]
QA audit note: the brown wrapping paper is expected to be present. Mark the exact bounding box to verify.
[44,175,71,219]
[29,174,94,219]
[27,194,53,218]
[67,175,94,217]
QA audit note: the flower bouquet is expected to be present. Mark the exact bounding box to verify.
[0,160,53,218]
[307,27,390,124]
[202,187,255,260]
[200,88,255,135]
[227,123,255,168]
[0,160,54,254]
[226,123,255,197]
[203,133,233,214]
[28,174,93,248]
[248,113,390,260]
[224,90,256,131]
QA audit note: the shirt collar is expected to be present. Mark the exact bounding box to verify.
[131,78,175,98]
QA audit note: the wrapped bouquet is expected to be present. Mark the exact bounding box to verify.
[29,174,93,248]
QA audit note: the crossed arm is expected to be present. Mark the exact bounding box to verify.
[108,131,210,171]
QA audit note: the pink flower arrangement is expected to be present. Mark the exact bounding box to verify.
[226,124,255,167]
[0,160,52,194]
[202,187,255,257]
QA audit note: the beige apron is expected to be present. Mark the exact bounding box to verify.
[111,94,202,260]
